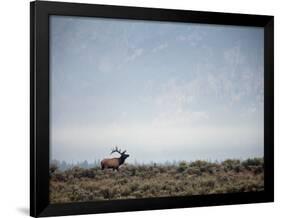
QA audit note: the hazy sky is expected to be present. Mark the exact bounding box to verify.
[50,15,264,164]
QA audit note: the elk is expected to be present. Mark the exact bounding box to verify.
[101,146,129,171]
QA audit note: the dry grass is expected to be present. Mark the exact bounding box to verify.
[49,158,264,203]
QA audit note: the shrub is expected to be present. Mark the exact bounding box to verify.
[186,167,202,176]
[141,184,150,192]
[222,159,241,171]
[189,160,208,168]
[120,186,131,196]
[201,178,215,189]
[177,161,188,173]
[130,168,137,176]
[129,182,140,192]
[242,158,264,168]
[119,178,128,185]
[100,187,116,199]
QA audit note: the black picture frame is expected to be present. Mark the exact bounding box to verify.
[30,1,274,217]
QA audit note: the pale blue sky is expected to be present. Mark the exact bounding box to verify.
[50,15,264,164]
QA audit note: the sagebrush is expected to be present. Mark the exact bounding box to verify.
[50,158,264,203]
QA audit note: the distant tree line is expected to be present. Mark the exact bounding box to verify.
[50,159,101,171]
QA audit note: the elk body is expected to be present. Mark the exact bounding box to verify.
[101,147,129,171]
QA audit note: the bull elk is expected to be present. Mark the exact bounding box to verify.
[101,146,129,171]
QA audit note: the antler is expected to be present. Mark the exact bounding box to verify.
[110,146,122,155]
[110,146,127,155]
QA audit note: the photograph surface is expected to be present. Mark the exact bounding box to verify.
[49,15,264,203]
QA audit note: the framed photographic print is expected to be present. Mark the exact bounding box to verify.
[30,1,274,217]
